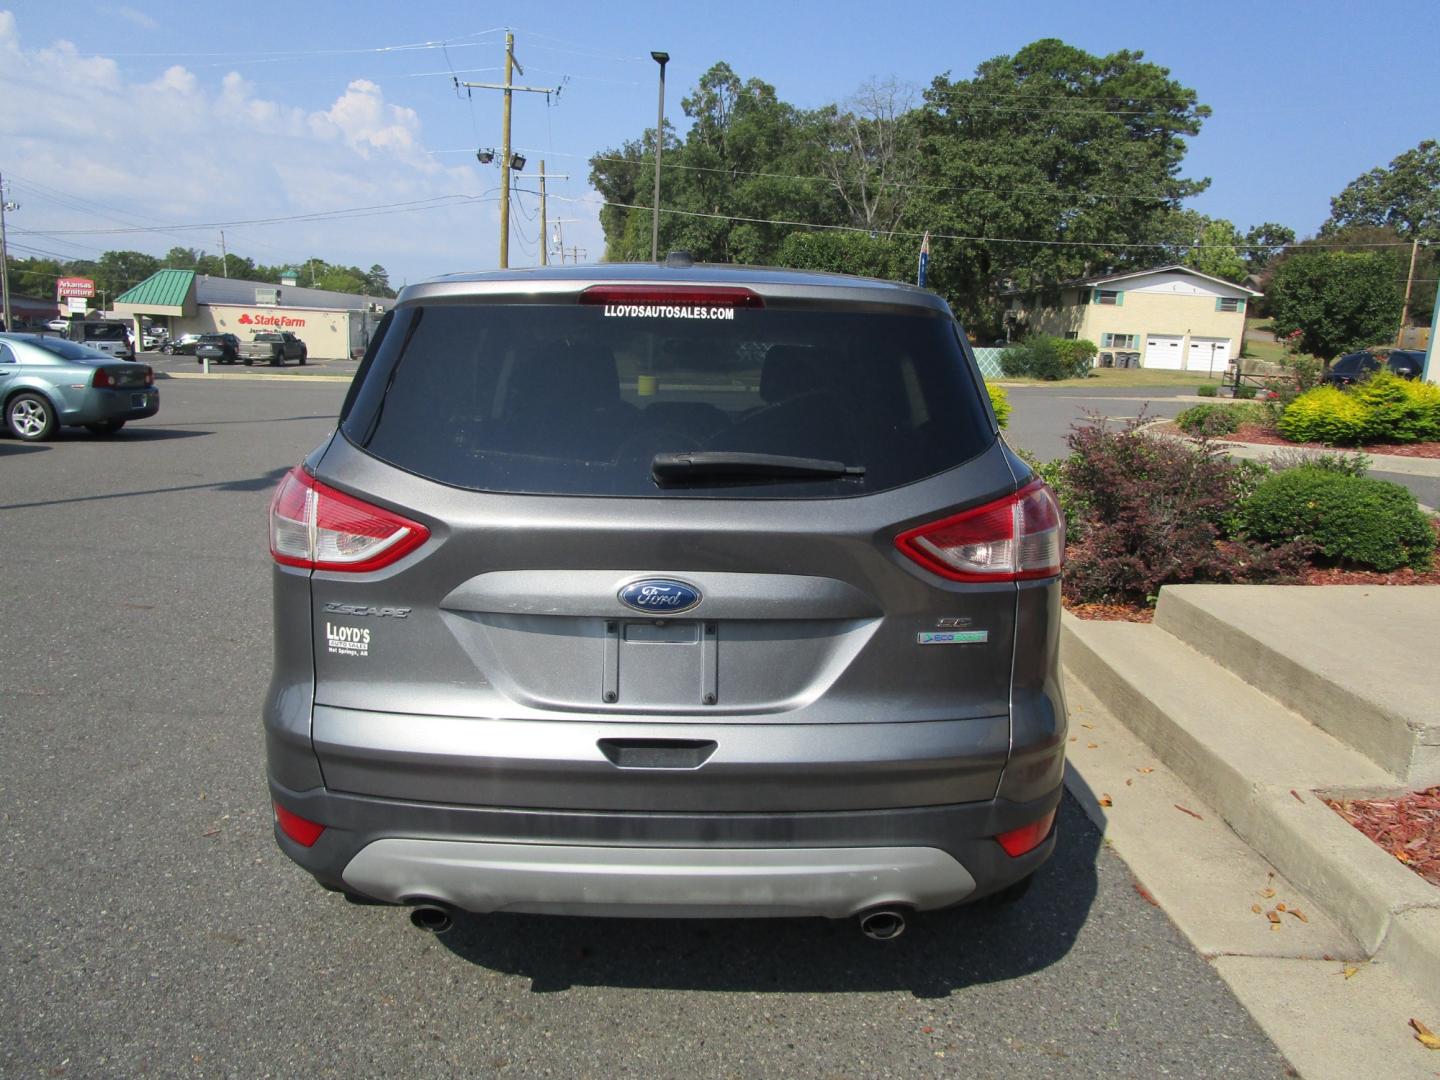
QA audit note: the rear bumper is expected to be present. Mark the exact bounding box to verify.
[63,387,159,424]
[342,839,977,918]
[268,779,1060,917]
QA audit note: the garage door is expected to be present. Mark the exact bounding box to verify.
[1188,337,1231,374]
[1144,334,1185,370]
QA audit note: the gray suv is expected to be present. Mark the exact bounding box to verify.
[265,260,1066,939]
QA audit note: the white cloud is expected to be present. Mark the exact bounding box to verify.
[110,5,161,31]
[0,11,496,282]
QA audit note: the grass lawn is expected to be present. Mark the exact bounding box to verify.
[991,367,1228,389]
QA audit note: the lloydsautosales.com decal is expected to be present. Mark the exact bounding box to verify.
[601,304,736,320]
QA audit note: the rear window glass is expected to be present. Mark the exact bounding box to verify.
[82,323,127,341]
[344,302,993,498]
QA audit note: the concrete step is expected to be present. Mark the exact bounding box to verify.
[1062,612,1440,998]
[1154,585,1440,788]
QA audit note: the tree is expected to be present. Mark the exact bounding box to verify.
[1323,139,1440,242]
[1243,222,1295,274]
[775,230,914,281]
[1268,252,1403,359]
[907,38,1211,329]
[94,250,160,300]
[1174,216,1246,282]
[813,79,922,233]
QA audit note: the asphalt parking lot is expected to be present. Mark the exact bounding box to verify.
[0,376,1292,1077]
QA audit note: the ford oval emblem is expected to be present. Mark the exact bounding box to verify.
[619,579,701,615]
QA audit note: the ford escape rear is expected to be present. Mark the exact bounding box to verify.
[264,261,1066,930]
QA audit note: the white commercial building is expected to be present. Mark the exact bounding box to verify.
[115,269,393,360]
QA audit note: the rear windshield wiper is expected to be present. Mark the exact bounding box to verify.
[652,451,866,486]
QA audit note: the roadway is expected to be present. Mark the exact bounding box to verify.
[0,376,1290,1077]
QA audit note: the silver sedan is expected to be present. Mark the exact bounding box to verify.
[0,333,160,441]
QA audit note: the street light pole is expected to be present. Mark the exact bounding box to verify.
[650,51,669,263]
[0,172,17,332]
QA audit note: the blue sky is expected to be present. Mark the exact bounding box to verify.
[2,1,1436,289]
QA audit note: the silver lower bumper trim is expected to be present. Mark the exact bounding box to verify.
[342,839,976,918]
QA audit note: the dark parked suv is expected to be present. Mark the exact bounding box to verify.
[265,259,1066,938]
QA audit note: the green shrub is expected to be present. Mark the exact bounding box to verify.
[1175,402,1270,437]
[1000,336,1093,380]
[1054,338,1098,370]
[1196,384,1218,398]
[1261,448,1370,477]
[986,383,1011,428]
[1276,386,1371,444]
[1240,467,1436,571]
[1234,383,1259,400]
[1352,371,1440,442]
[1175,403,1240,436]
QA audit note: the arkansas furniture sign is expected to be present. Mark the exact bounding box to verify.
[56,277,96,299]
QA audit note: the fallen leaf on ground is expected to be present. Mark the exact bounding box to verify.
[1410,1018,1440,1050]
[1251,903,1262,914]
[1342,966,1360,980]
[1260,887,1277,898]
[1288,909,1309,923]
[1276,903,1287,912]
[1290,789,1305,804]
[1265,910,1282,925]
[1080,722,1094,729]
[1137,767,1154,774]
[1125,779,1133,786]
[1098,794,1113,808]
[1133,882,1158,906]
[1174,804,1204,820]
[1086,742,1098,749]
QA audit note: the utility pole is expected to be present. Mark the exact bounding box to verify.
[219,231,229,278]
[1398,237,1428,345]
[538,161,547,268]
[0,172,16,332]
[459,34,562,269]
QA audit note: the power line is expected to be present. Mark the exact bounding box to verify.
[24,193,501,237]
[545,193,1416,252]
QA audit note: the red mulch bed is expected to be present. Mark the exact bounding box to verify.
[1220,424,1440,459]
[1326,788,1440,890]
[1064,602,1154,623]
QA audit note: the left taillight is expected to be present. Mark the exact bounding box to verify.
[895,479,1064,582]
[269,465,429,573]
[93,368,114,388]
[273,802,324,847]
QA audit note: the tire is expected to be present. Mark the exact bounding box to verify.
[270,355,281,366]
[243,357,254,366]
[7,392,57,441]
[298,350,307,366]
[84,420,125,436]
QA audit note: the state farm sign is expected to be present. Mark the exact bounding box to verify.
[57,277,96,299]
[238,311,308,329]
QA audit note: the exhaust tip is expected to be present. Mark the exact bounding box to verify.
[857,907,908,941]
[408,903,454,934]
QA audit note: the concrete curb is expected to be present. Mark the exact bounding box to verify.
[1062,611,1440,998]
[160,371,351,383]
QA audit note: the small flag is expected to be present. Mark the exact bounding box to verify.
[917,231,931,288]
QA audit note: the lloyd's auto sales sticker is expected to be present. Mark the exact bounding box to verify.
[601,304,736,320]
[325,622,370,657]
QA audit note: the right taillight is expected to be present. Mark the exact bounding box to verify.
[269,466,429,573]
[895,480,1064,582]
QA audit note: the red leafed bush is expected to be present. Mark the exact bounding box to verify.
[1059,418,1311,605]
